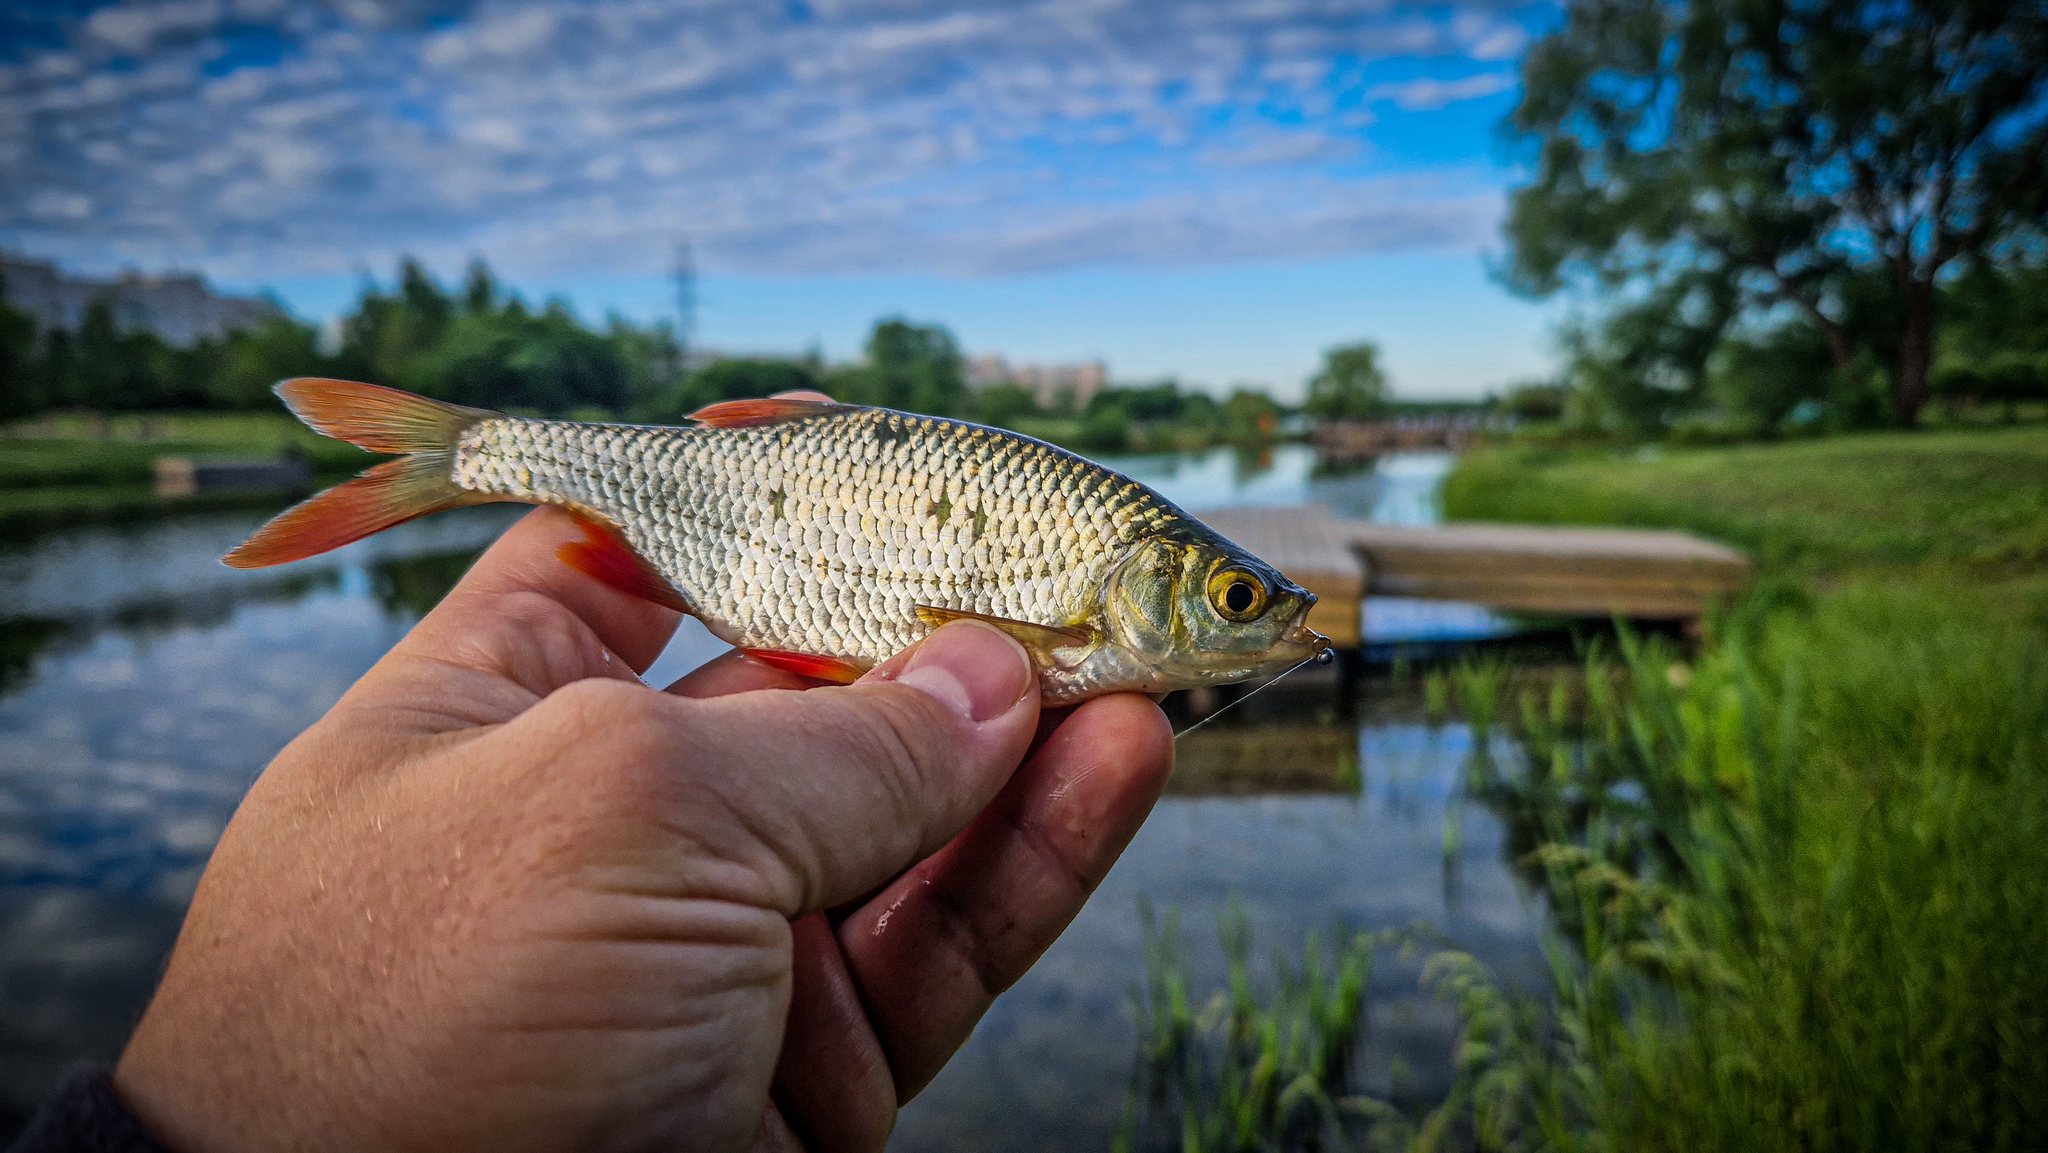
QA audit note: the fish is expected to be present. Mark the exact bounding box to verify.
[224,377,1331,704]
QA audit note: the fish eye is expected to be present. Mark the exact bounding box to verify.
[1206,566,1270,623]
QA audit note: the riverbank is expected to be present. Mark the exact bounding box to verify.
[0,411,373,532]
[1440,424,2048,579]
[1405,428,2048,1150]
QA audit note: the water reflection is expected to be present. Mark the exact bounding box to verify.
[0,449,1545,1143]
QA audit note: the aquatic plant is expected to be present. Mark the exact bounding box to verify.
[1116,897,1419,1153]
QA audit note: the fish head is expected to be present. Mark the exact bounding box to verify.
[1102,531,1329,689]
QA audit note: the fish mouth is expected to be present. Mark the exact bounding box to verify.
[1280,595,1333,665]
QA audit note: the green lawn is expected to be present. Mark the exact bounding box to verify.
[0,411,372,489]
[1442,424,2048,577]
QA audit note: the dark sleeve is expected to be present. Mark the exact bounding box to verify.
[6,1066,170,1153]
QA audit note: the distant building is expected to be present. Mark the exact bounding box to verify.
[0,254,278,345]
[967,353,1108,410]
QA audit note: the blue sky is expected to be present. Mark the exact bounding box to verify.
[2,0,1564,400]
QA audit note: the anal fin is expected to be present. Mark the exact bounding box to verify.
[914,605,1094,659]
[556,511,693,615]
[741,649,869,684]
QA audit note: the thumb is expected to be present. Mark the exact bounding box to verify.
[661,620,1042,914]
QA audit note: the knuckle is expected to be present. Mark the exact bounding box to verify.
[530,678,680,796]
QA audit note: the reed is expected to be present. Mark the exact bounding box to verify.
[1117,897,1419,1152]
[1429,580,2048,1151]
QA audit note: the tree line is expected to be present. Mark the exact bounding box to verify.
[0,257,1350,451]
[0,259,682,421]
[1502,0,2048,436]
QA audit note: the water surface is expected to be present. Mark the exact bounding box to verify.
[0,448,1543,1141]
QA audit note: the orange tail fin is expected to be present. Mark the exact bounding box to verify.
[223,379,497,569]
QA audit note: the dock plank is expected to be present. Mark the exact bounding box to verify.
[1196,506,1753,645]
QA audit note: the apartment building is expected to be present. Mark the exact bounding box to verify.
[966,353,1108,410]
[1,255,277,345]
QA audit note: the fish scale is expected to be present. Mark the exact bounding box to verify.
[452,406,1178,664]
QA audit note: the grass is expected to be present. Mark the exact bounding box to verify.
[1118,898,1419,1152]
[0,410,375,532]
[0,410,371,490]
[1441,424,2048,577]
[1417,583,2048,1151]
[1416,425,2048,1149]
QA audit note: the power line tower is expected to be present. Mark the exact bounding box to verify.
[672,239,697,368]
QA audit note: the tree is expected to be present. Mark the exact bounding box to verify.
[607,315,685,419]
[0,295,43,419]
[209,316,328,409]
[1222,388,1280,444]
[1304,342,1388,421]
[969,382,1038,427]
[1504,0,2048,428]
[838,318,966,416]
[409,300,629,415]
[337,258,456,386]
[645,357,823,422]
[1499,380,1568,423]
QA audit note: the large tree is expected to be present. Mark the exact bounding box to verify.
[1304,341,1389,420]
[1503,0,2048,427]
[838,318,966,416]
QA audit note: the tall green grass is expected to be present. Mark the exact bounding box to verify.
[1118,898,1421,1152]
[1130,581,2048,1150]
[1424,582,2048,1151]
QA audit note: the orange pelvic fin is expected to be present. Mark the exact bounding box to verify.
[688,397,841,429]
[913,604,1094,658]
[740,648,869,684]
[223,456,489,568]
[556,511,693,615]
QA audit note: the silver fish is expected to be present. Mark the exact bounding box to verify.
[226,378,1329,704]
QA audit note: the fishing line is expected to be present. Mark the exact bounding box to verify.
[1172,651,1326,742]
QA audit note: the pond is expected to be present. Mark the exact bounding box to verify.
[0,446,1547,1144]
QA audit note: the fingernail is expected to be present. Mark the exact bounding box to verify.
[891,621,1033,724]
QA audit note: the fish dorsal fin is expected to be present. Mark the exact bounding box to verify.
[741,648,869,684]
[914,605,1095,661]
[556,509,694,615]
[689,398,842,429]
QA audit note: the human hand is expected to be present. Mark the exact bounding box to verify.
[112,506,1174,1152]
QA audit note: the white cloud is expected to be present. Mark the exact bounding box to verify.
[1365,70,1514,110]
[1,0,1540,279]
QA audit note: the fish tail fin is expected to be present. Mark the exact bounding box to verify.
[222,379,495,569]
[275,376,493,454]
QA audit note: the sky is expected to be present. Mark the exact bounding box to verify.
[1,0,1566,401]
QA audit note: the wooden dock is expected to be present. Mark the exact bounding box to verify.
[1196,506,1753,646]
[154,454,310,497]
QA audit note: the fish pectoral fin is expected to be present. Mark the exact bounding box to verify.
[557,509,694,616]
[688,398,844,428]
[740,648,869,684]
[914,605,1095,661]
